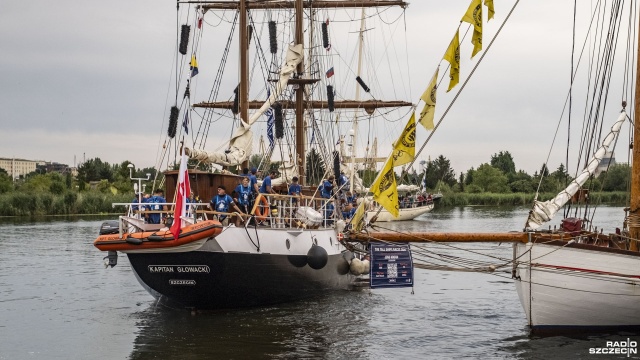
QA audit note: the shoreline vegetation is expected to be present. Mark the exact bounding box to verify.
[0,153,631,217]
[0,191,628,217]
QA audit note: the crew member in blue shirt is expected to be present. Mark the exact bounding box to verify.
[249,168,260,195]
[210,185,241,224]
[147,189,167,224]
[320,175,334,199]
[260,170,277,194]
[338,171,349,188]
[323,200,335,226]
[233,177,252,214]
[131,193,147,220]
[288,176,301,198]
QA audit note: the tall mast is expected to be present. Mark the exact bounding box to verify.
[629,15,640,250]
[350,8,366,192]
[295,0,306,184]
[239,0,249,143]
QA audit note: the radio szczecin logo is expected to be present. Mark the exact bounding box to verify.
[589,339,637,356]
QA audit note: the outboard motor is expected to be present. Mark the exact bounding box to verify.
[103,251,118,268]
[99,220,120,235]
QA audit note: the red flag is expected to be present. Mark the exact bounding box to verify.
[326,67,334,78]
[170,149,191,240]
[198,17,203,29]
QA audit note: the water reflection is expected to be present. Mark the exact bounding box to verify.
[129,291,375,360]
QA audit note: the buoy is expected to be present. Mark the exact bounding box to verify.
[307,244,328,270]
[350,258,362,275]
[361,259,370,275]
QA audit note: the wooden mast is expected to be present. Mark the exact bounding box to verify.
[295,0,306,184]
[239,0,249,171]
[629,13,640,251]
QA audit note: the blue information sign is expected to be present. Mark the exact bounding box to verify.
[369,242,414,288]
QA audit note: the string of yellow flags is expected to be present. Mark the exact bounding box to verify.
[350,0,496,231]
[417,0,495,130]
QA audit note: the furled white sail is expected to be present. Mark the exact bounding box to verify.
[526,111,627,229]
[186,44,304,166]
[340,164,364,192]
[271,162,299,186]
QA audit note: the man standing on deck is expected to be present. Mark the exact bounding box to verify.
[233,177,252,214]
[147,189,167,224]
[209,185,241,225]
[260,170,277,194]
[249,168,260,195]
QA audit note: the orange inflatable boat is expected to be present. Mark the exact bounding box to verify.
[94,219,222,252]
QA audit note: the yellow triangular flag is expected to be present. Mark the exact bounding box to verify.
[391,112,416,167]
[484,0,494,21]
[443,30,460,92]
[370,157,399,217]
[350,200,367,232]
[419,69,438,130]
[462,0,483,57]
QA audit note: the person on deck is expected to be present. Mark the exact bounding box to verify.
[338,171,349,189]
[346,191,355,205]
[320,176,334,199]
[131,193,147,220]
[342,202,356,221]
[323,200,335,226]
[288,176,301,201]
[233,177,252,214]
[249,168,260,195]
[260,170,277,194]
[147,189,167,224]
[186,191,199,217]
[209,185,241,225]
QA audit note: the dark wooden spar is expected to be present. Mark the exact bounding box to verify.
[348,231,531,243]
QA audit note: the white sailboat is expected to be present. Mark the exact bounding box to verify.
[346,0,640,334]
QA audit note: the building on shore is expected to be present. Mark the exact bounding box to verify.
[594,151,616,177]
[0,158,38,180]
[0,158,74,180]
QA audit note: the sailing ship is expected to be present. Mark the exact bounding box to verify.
[346,1,640,334]
[93,0,417,309]
[365,185,435,222]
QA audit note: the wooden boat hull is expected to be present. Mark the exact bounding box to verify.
[93,220,222,252]
[367,203,434,222]
[126,227,356,309]
[514,241,640,334]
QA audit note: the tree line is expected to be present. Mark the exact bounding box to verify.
[0,150,630,216]
[418,151,630,195]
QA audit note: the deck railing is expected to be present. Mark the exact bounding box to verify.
[113,194,337,229]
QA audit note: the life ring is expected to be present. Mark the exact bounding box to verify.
[253,195,270,222]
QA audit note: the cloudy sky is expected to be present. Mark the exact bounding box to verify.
[1,1,635,176]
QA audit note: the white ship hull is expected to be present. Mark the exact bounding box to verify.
[366,203,434,222]
[514,241,640,333]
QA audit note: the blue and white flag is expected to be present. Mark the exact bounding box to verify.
[182,110,189,135]
[265,88,274,149]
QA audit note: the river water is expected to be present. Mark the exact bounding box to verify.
[0,206,638,359]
